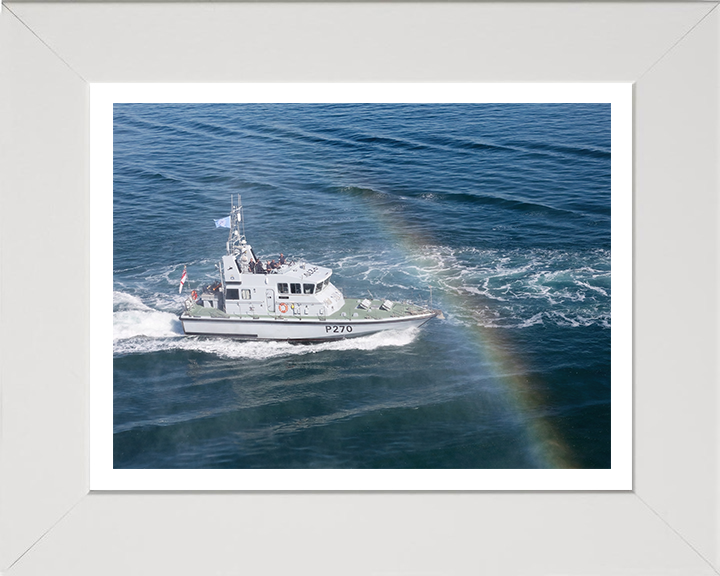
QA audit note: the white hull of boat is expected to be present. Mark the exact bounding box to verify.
[180,312,436,342]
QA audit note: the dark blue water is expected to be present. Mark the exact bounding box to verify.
[113,103,611,469]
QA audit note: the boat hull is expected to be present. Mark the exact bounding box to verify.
[179,312,437,342]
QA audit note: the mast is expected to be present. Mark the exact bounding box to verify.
[226,194,246,256]
[225,195,254,274]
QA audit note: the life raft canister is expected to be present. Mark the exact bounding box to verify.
[278,302,289,314]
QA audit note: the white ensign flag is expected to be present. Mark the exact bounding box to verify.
[179,266,187,294]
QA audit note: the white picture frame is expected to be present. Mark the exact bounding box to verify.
[1,2,718,574]
[90,82,632,492]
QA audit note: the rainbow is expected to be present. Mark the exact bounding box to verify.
[357,190,576,469]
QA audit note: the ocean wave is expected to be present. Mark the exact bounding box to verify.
[507,138,611,161]
[401,131,609,164]
[439,190,581,218]
[331,184,584,220]
[417,133,517,157]
[114,110,240,145]
[321,245,611,329]
[445,308,610,330]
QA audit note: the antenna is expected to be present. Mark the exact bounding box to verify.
[239,194,246,239]
[226,194,244,255]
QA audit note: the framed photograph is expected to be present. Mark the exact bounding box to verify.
[2,2,718,574]
[91,83,632,491]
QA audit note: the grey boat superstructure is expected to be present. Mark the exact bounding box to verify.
[179,196,440,342]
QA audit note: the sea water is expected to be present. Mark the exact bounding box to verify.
[113,103,611,469]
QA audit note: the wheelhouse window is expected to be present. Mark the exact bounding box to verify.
[316,279,328,293]
[226,288,239,300]
[303,283,315,294]
[241,289,252,300]
[277,283,289,294]
[290,283,302,294]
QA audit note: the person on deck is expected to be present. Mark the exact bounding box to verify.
[279,253,286,266]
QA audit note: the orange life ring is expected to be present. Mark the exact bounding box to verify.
[278,302,288,314]
[191,290,198,301]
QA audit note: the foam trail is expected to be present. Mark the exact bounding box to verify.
[326,244,610,328]
[113,309,184,341]
[113,290,154,311]
[114,328,419,359]
[173,327,420,360]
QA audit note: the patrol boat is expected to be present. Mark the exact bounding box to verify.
[179,196,441,342]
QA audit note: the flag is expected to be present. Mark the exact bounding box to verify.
[179,266,187,294]
[214,216,231,228]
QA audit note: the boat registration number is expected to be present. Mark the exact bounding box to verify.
[325,325,353,334]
